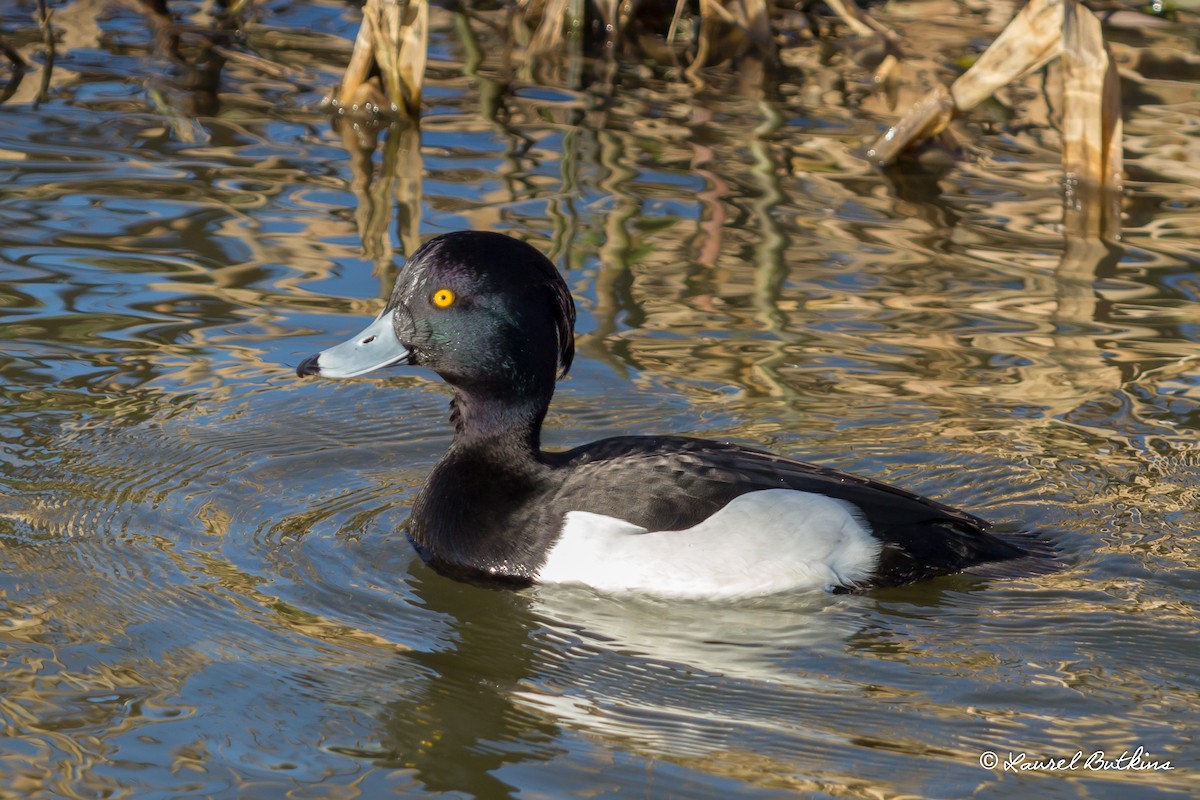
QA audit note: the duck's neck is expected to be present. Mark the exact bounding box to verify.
[446,386,548,456]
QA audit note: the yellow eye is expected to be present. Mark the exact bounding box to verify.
[432,288,456,308]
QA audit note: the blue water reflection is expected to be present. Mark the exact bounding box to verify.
[0,1,1197,797]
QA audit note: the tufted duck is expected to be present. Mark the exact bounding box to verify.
[297,231,1055,598]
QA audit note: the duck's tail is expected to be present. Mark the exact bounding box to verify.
[962,529,1064,579]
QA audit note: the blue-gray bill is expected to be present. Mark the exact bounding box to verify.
[296,310,412,378]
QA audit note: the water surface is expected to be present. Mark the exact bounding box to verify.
[0,2,1197,797]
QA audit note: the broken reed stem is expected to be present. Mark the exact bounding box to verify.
[337,8,378,108]
[369,1,404,108]
[869,0,1065,165]
[867,0,1122,238]
[336,0,427,117]
[867,84,956,165]
[949,0,1063,111]
[396,0,428,115]
[1061,0,1122,238]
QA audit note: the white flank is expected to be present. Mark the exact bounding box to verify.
[537,489,881,599]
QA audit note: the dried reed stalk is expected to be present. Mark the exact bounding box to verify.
[336,0,427,117]
[868,0,1064,165]
[949,0,1062,111]
[1061,0,1122,237]
[339,117,423,272]
[868,0,1122,238]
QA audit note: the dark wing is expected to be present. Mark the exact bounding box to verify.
[544,435,983,529]
[542,435,1043,588]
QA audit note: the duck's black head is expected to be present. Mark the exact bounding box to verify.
[298,231,576,433]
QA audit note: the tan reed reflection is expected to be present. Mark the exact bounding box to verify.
[336,115,424,283]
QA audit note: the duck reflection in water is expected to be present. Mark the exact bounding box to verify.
[364,558,873,796]
[370,570,558,798]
